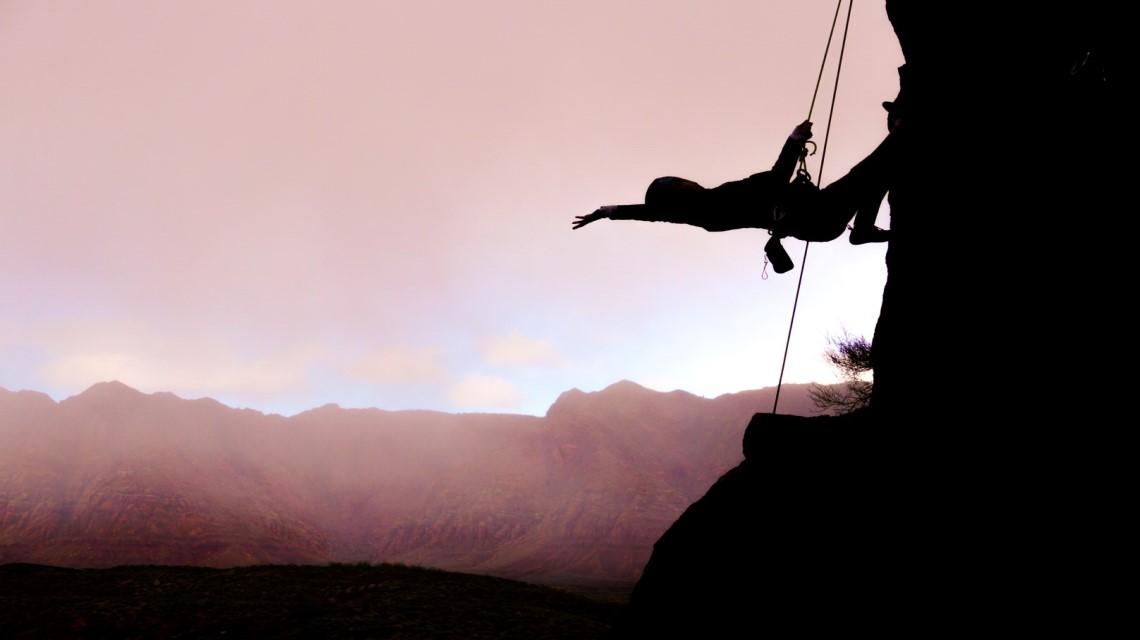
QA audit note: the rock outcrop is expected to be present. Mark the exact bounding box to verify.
[618,4,1124,635]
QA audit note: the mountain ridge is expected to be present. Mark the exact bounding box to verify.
[0,379,821,582]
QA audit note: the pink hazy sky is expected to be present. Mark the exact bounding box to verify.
[1,1,902,415]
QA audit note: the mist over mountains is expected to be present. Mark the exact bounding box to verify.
[0,380,817,583]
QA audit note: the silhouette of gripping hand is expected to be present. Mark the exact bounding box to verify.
[790,120,813,143]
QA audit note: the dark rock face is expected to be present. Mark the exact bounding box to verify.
[872,3,1122,422]
[619,4,1126,635]
[617,413,896,636]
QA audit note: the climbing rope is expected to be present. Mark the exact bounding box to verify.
[772,0,854,414]
[807,0,846,123]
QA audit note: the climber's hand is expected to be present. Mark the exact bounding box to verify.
[572,208,609,230]
[790,120,813,142]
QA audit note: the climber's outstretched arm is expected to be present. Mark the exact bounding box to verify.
[573,205,677,230]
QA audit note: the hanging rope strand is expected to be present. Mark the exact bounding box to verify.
[807,0,845,121]
[772,0,854,414]
[816,0,853,184]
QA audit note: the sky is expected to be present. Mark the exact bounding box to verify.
[1,1,903,416]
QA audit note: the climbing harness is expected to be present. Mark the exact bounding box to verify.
[761,140,817,280]
[772,0,854,413]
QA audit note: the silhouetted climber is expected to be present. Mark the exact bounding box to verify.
[573,120,892,246]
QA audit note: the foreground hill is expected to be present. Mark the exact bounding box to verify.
[0,563,622,639]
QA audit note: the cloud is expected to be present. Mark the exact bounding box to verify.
[347,346,447,385]
[448,375,521,410]
[26,321,322,399]
[40,349,311,397]
[480,332,563,368]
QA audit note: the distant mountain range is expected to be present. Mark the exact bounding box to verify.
[0,380,818,584]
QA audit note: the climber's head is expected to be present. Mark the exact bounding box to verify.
[646,176,704,213]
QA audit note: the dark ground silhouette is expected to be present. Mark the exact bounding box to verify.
[615,2,1126,636]
[0,563,623,639]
